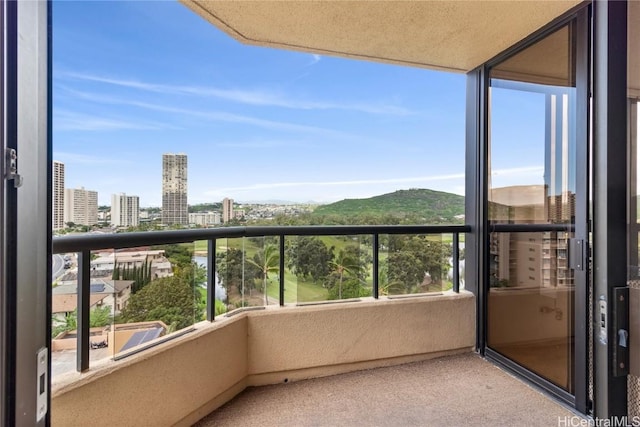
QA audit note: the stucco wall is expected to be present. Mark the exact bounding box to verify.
[51,292,475,426]
[247,294,474,384]
[52,317,248,427]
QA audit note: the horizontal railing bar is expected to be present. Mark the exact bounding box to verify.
[58,224,469,372]
[489,223,575,233]
[52,225,470,254]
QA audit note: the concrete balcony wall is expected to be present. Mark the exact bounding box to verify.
[51,318,249,427]
[51,292,475,427]
[248,293,475,385]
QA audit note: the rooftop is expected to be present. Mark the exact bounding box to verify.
[52,293,107,314]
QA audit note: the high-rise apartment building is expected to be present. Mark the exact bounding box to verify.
[222,197,234,223]
[111,193,140,228]
[162,153,188,225]
[64,187,98,226]
[52,160,65,230]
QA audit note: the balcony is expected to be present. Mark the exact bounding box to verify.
[195,353,576,427]
[3,0,632,423]
[48,225,579,425]
[52,292,476,426]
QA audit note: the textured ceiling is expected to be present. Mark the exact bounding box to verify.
[181,0,584,73]
[492,25,572,86]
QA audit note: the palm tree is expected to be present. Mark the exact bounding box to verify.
[329,248,361,300]
[378,263,391,296]
[246,244,280,305]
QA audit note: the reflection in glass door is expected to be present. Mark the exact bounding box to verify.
[487,23,579,393]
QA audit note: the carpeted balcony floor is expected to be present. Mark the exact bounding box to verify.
[194,352,581,427]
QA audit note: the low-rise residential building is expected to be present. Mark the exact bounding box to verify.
[188,211,221,226]
[52,278,135,315]
[90,249,173,280]
[52,293,108,321]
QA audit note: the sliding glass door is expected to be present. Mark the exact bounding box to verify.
[485,17,589,404]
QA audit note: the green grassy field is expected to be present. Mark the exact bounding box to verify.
[265,270,328,303]
[194,238,263,257]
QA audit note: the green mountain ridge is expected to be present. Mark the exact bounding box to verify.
[313,189,465,222]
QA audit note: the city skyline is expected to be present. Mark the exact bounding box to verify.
[52,1,544,207]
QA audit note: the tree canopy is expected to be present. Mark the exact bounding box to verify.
[387,236,452,293]
[286,237,333,283]
[119,274,201,331]
[216,247,246,298]
[112,256,152,293]
[155,243,193,269]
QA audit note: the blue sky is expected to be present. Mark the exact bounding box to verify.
[52,1,544,207]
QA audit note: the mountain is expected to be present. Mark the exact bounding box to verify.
[312,189,465,222]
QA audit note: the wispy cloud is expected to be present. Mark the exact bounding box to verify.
[53,151,132,166]
[215,139,312,149]
[54,110,176,131]
[131,101,341,134]
[307,54,321,66]
[59,71,416,116]
[58,86,351,136]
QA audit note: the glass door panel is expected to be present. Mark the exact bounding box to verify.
[487,23,577,393]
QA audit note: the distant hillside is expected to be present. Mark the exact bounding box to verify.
[189,203,221,213]
[313,189,465,222]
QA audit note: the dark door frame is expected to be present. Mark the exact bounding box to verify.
[465,3,593,415]
[1,0,18,424]
[592,0,628,418]
[2,0,52,425]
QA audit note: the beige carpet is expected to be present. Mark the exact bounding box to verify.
[194,353,580,427]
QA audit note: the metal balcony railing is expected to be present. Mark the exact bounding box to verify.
[53,224,470,373]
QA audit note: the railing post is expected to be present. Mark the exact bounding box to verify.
[373,233,379,299]
[77,250,90,372]
[206,239,216,321]
[279,235,285,306]
[452,233,460,293]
